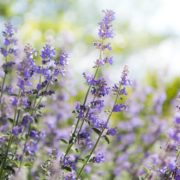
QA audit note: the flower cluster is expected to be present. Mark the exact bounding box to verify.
[0,22,68,179]
[0,10,179,180]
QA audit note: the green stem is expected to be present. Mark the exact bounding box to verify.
[76,129,103,179]
[0,90,21,178]
[77,96,96,139]
[0,135,13,178]
[63,67,99,160]
[34,81,50,110]
[19,77,48,169]
[19,94,38,168]
[13,90,21,126]
[0,73,7,105]
[0,53,8,112]
[76,112,112,179]
[63,38,104,161]
[76,85,121,179]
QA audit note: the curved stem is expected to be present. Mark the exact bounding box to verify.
[0,73,7,105]
[77,96,96,138]
[63,38,104,161]
[19,79,46,168]
[63,67,99,159]
[0,54,8,113]
[0,90,21,178]
[0,135,13,178]
[76,112,112,179]
[76,84,121,179]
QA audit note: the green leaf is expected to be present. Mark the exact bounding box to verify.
[92,128,101,135]
[7,118,14,124]
[85,155,91,160]
[78,158,85,162]
[60,138,68,144]
[62,166,72,172]
[71,146,80,153]
[103,135,110,144]
[24,162,33,167]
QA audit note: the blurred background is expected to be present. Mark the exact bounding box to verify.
[0,0,180,83]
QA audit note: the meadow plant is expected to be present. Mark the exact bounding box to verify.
[0,10,179,180]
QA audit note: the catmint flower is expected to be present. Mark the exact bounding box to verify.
[22,97,31,108]
[175,116,180,124]
[91,100,104,110]
[113,104,126,112]
[91,77,110,97]
[63,155,78,171]
[25,140,39,155]
[17,44,37,90]
[78,130,93,149]
[92,153,105,163]
[0,48,8,57]
[107,128,117,136]
[120,65,131,86]
[12,126,23,136]
[98,10,115,39]
[75,102,86,119]
[36,80,48,91]
[2,23,17,45]
[0,23,17,57]
[103,56,113,65]
[168,158,176,171]
[95,58,105,67]
[6,86,14,95]
[65,172,76,180]
[12,97,18,106]
[41,44,56,64]
[83,72,95,85]
[168,128,180,142]
[175,169,180,179]
[54,50,69,77]
[95,56,113,67]
[0,137,7,144]
[112,66,131,103]
[59,51,68,66]
[94,42,112,51]
[88,111,100,128]
[22,115,33,126]
[30,130,39,139]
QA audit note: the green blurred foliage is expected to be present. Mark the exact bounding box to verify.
[0,0,171,55]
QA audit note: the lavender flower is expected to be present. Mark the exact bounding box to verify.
[98,10,115,39]
[113,104,126,112]
[107,128,117,136]
[1,9,178,180]
[92,153,105,163]
[12,126,23,136]
[41,44,56,64]
[0,23,17,57]
[17,44,36,90]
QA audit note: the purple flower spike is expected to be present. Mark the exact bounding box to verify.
[59,51,68,66]
[12,97,18,106]
[113,104,126,112]
[107,128,117,136]
[41,44,56,64]
[12,126,23,136]
[175,116,180,124]
[98,10,115,39]
[92,153,105,163]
